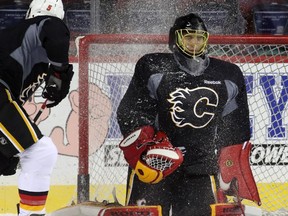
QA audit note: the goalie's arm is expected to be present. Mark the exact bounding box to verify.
[217,66,251,148]
[117,55,158,136]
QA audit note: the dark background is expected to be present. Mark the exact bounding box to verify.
[0,0,287,55]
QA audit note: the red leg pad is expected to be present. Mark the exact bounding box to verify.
[218,142,261,205]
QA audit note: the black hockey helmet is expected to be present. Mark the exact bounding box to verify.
[169,13,209,58]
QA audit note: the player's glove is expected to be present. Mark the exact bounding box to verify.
[119,126,183,184]
[217,142,261,206]
[42,64,74,108]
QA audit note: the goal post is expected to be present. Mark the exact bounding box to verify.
[77,34,288,214]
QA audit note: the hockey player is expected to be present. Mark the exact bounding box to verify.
[117,13,261,215]
[0,0,73,215]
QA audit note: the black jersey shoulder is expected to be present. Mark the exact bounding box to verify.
[0,16,69,56]
[136,53,178,75]
[138,53,175,67]
[37,16,70,35]
[208,57,244,84]
[25,16,69,30]
[0,15,69,36]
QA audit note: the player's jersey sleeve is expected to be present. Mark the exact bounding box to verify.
[39,17,70,64]
[0,16,70,100]
[117,55,158,136]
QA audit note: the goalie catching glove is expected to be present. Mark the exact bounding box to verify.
[119,126,183,184]
[42,64,74,108]
[217,142,261,206]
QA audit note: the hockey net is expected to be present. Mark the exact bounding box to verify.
[77,34,288,214]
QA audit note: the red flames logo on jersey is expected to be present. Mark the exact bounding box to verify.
[168,87,219,128]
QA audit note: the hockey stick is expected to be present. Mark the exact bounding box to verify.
[232,185,246,215]
[125,169,136,206]
[33,99,48,123]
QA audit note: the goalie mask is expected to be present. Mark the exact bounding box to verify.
[169,13,209,58]
[26,0,65,20]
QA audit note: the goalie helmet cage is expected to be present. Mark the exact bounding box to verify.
[77,34,288,214]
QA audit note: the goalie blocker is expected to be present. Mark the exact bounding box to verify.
[217,142,261,205]
[211,142,262,216]
[119,126,183,184]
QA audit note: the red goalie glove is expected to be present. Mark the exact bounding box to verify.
[144,131,184,181]
[218,142,261,206]
[119,126,183,184]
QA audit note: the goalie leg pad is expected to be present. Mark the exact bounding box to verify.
[211,203,262,216]
[50,203,162,216]
[210,203,244,216]
[218,142,261,205]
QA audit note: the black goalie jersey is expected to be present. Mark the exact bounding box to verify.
[117,53,251,175]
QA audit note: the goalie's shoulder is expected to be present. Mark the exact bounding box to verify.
[210,57,242,71]
[209,57,244,81]
[138,53,174,66]
[136,53,175,72]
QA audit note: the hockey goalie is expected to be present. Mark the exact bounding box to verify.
[116,12,262,216]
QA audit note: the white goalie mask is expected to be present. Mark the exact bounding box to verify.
[26,0,65,20]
